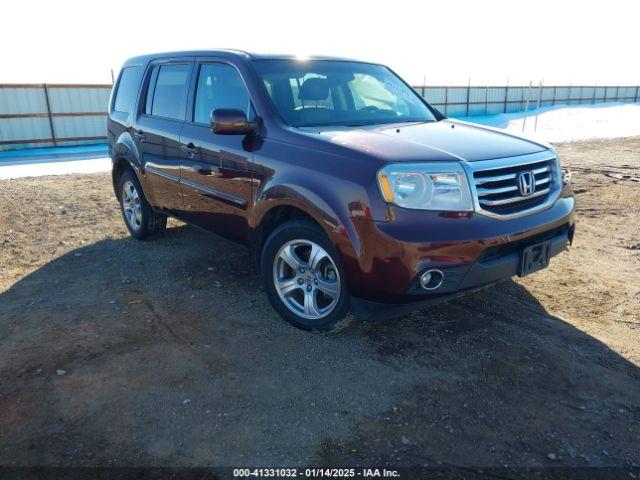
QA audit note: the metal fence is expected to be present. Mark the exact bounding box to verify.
[0,83,112,151]
[416,85,640,117]
[1,83,639,152]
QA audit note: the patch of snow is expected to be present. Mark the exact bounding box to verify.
[457,102,640,143]
[0,157,111,180]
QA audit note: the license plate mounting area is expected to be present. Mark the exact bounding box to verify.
[519,241,551,276]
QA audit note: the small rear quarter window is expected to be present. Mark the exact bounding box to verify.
[114,66,143,113]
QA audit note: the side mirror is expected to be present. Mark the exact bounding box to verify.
[211,109,256,135]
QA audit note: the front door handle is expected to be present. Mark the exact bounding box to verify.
[181,143,200,157]
[132,129,146,142]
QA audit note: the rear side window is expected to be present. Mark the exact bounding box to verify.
[148,64,191,120]
[113,66,143,113]
[193,64,251,124]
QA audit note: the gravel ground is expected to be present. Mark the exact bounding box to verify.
[0,138,638,469]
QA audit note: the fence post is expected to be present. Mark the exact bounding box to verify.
[552,86,557,106]
[615,85,619,102]
[485,86,489,115]
[503,81,509,113]
[43,83,56,147]
[444,87,448,116]
[534,80,543,132]
[593,83,597,104]
[465,78,471,116]
[522,81,532,132]
[634,86,639,103]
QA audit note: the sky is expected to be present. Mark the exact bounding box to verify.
[2,0,638,86]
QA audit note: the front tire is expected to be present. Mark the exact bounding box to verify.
[260,219,352,332]
[118,169,167,240]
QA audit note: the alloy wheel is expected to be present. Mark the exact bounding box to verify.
[122,180,142,231]
[272,239,341,320]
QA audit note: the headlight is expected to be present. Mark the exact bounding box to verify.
[549,149,565,185]
[377,162,473,211]
[554,152,570,185]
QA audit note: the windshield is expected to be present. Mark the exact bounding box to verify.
[252,59,438,127]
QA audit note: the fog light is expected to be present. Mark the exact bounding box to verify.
[419,269,444,290]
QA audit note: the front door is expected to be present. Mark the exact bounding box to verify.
[134,61,192,214]
[179,61,255,244]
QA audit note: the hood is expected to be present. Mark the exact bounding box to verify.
[300,119,548,163]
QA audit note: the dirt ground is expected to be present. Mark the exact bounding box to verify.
[0,138,639,470]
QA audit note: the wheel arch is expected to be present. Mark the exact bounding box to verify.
[251,188,364,288]
[112,156,138,199]
[111,131,143,199]
[251,188,344,252]
[256,204,320,252]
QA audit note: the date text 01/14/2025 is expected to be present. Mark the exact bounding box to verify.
[232,467,400,477]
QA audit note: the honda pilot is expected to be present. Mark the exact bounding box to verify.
[107,50,575,332]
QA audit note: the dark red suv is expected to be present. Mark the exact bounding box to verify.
[107,50,575,332]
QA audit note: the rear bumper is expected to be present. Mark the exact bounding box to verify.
[340,194,575,308]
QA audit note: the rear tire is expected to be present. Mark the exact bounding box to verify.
[118,169,167,240]
[260,219,353,333]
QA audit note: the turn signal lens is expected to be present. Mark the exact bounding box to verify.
[377,171,395,202]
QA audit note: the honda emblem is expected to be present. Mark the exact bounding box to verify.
[518,171,536,196]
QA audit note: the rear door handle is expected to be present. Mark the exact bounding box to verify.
[132,130,146,142]
[181,143,200,157]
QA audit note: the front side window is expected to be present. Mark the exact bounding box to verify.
[113,66,143,113]
[193,63,251,124]
[149,64,191,120]
[253,59,437,127]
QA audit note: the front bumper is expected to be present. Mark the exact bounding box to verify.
[341,194,575,310]
[350,226,571,321]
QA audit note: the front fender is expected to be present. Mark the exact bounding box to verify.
[250,184,366,289]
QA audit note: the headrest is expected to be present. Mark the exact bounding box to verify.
[298,78,329,101]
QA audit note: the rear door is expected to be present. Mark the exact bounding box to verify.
[178,60,256,244]
[133,59,193,214]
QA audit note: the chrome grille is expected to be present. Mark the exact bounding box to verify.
[467,153,561,218]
